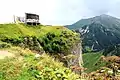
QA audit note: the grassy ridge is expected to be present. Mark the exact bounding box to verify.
[0,23,73,39]
[0,23,80,54]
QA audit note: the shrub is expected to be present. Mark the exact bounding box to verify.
[0,31,80,55]
[0,42,11,48]
[0,53,80,80]
[41,32,80,55]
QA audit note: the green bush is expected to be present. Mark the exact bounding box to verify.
[41,32,80,55]
[0,31,80,55]
[0,42,11,48]
[1,36,44,53]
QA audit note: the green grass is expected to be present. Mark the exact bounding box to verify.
[0,23,79,54]
[83,52,106,73]
[0,23,73,39]
[0,47,80,80]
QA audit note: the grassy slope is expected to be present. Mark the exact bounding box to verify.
[0,47,80,80]
[0,23,73,39]
[83,52,106,73]
[0,23,79,54]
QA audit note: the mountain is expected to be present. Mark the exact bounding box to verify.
[103,44,120,56]
[66,14,120,30]
[66,14,120,54]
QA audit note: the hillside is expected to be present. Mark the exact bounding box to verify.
[0,23,80,54]
[66,14,120,55]
[0,47,80,80]
[0,23,82,69]
[103,44,120,56]
[83,52,106,73]
[80,22,120,52]
[0,23,84,73]
[0,23,72,39]
[0,23,83,79]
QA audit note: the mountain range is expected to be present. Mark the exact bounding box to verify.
[66,14,120,55]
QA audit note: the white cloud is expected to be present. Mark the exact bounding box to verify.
[0,0,58,24]
[0,0,120,25]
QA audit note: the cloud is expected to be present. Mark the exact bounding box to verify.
[0,0,120,25]
[0,0,58,24]
[83,0,110,14]
[83,0,120,17]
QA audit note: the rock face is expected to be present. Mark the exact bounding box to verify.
[69,42,83,74]
[61,41,83,69]
[69,42,83,67]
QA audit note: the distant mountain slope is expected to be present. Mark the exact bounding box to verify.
[66,14,120,54]
[80,22,120,52]
[103,44,120,56]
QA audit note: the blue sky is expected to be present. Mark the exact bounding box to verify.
[0,0,120,25]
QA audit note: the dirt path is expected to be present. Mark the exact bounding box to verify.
[0,51,15,59]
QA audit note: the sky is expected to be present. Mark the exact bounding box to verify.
[0,0,120,25]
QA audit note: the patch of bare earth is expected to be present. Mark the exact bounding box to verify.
[0,51,15,59]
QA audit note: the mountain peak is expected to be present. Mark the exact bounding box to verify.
[66,14,120,30]
[95,14,112,19]
[99,14,110,17]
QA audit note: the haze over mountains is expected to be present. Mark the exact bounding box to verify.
[66,14,120,55]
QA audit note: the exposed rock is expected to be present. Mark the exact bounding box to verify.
[69,42,83,74]
[71,42,83,66]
